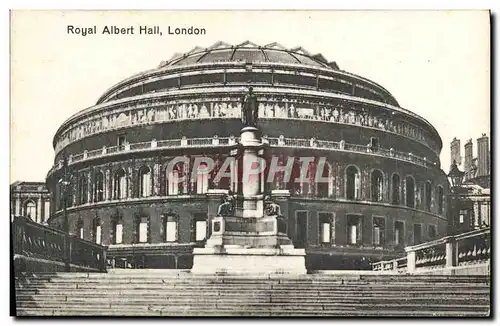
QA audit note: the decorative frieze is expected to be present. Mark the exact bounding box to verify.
[54,95,439,155]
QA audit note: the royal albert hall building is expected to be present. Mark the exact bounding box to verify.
[46,41,449,270]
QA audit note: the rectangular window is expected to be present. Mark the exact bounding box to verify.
[318,213,334,244]
[139,222,148,243]
[195,221,207,241]
[373,217,386,247]
[395,221,404,246]
[79,227,84,239]
[95,225,101,244]
[413,224,422,244]
[428,225,437,240]
[349,224,357,244]
[295,211,308,248]
[166,221,177,242]
[459,209,468,225]
[320,223,330,243]
[117,135,126,148]
[347,215,362,245]
[115,224,123,244]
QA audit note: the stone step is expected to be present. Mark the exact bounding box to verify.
[16,290,490,300]
[16,301,490,311]
[15,287,490,296]
[16,306,490,317]
[18,278,491,287]
[16,276,490,284]
[16,280,490,287]
[16,287,490,297]
[17,273,491,282]
[16,297,489,307]
[16,307,490,317]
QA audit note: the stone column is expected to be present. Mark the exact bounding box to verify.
[474,201,480,229]
[105,168,111,201]
[153,162,160,196]
[87,173,93,203]
[72,179,78,206]
[383,172,389,202]
[15,194,21,216]
[406,249,416,273]
[445,236,457,268]
[37,195,42,223]
[128,166,134,199]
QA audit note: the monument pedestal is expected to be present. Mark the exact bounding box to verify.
[191,93,306,275]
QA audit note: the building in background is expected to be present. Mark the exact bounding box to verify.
[449,134,491,233]
[10,181,51,224]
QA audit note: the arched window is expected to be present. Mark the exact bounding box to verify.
[391,174,401,205]
[437,186,444,214]
[317,161,331,198]
[167,164,181,196]
[371,170,384,202]
[94,172,104,202]
[114,168,127,199]
[405,176,415,208]
[195,163,209,194]
[79,175,88,204]
[346,166,361,200]
[166,162,189,196]
[138,166,152,197]
[425,181,432,212]
[24,200,36,220]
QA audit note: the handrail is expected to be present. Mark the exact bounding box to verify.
[49,136,437,176]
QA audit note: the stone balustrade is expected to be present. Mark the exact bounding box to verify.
[49,136,438,177]
[12,215,107,273]
[372,228,491,274]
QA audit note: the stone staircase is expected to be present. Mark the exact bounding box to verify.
[15,271,490,317]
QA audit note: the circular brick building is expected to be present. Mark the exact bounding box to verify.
[46,41,449,270]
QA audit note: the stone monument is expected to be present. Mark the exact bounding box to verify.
[191,87,306,275]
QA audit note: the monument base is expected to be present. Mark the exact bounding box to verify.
[191,247,307,275]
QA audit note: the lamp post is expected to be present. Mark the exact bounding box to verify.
[58,153,71,271]
[447,160,465,235]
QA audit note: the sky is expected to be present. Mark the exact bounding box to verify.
[10,10,490,182]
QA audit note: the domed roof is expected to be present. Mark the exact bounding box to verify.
[159,41,339,70]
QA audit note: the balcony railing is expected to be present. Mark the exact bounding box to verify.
[372,228,490,273]
[12,215,107,272]
[50,136,438,176]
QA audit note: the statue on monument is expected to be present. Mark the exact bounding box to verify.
[241,86,259,127]
[264,195,282,217]
[217,193,235,217]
